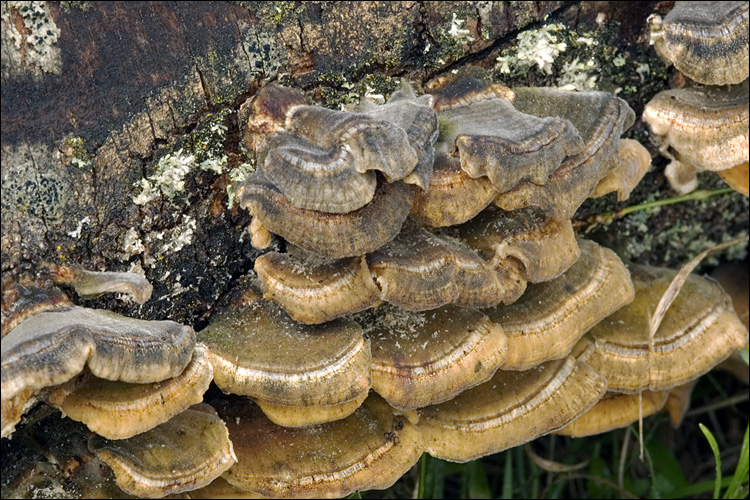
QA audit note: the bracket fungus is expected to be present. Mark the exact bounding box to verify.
[197,293,372,426]
[643,81,749,194]
[648,1,749,86]
[4,56,746,497]
[574,265,749,393]
[47,344,213,440]
[91,404,236,498]
[2,305,195,403]
[645,1,749,195]
[216,393,422,499]
[46,263,153,304]
[1,283,196,440]
[417,355,608,463]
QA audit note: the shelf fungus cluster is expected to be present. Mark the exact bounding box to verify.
[1,273,234,498]
[645,1,749,195]
[2,73,747,499]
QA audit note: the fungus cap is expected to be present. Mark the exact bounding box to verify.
[237,171,415,258]
[198,297,371,420]
[555,390,669,437]
[410,152,500,227]
[2,306,195,402]
[576,265,749,393]
[360,303,508,410]
[489,239,634,371]
[368,221,525,311]
[591,139,651,202]
[643,82,749,173]
[254,252,381,325]
[417,355,607,462]
[219,393,422,498]
[649,1,749,85]
[495,87,636,221]
[432,76,584,192]
[47,345,213,440]
[92,404,236,498]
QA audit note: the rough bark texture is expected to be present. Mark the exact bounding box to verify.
[1,2,747,496]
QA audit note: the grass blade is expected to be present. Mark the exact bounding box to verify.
[502,450,513,499]
[723,425,749,499]
[699,423,722,499]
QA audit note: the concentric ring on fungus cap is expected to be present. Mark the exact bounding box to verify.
[254,252,381,325]
[430,74,584,193]
[417,355,607,462]
[649,1,749,85]
[573,264,749,393]
[217,393,422,499]
[458,205,581,285]
[260,98,420,213]
[488,239,634,371]
[494,87,636,222]
[46,345,213,440]
[357,303,508,410]
[1,306,196,403]
[237,170,415,258]
[198,296,371,426]
[643,81,749,173]
[368,220,526,311]
[359,85,439,190]
[91,404,236,498]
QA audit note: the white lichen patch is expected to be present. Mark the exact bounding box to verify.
[447,13,475,43]
[227,162,256,210]
[496,23,567,75]
[122,227,145,256]
[1,1,62,80]
[557,57,598,91]
[66,216,90,238]
[635,62,650,83]
[157,215,196,255]
[133,148,227,205]
[612,54,627,67]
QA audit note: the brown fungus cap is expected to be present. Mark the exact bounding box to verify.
[357,303,507,410]
[489,239,634,371]
[717,161,750,197]
[286,104,418,183]
[458,205,580,285]
[218,393,422,499]
[360,86,439,190]
[575,265,749,393]
[243,83,307,154]
[91,404,236,498]
[410,152,501,227]
[2,306,195,403]
[643,82,749,173]
[47,263,153,304]
[368,221,525,311]
[261,131,379,213]
[47,345,213,440]
[254,390,370,428]
[495,87,635,221]
[432,76,584,193]
[237,171,415,258]
[591,139,652,202]
[417,355,607,462]
[555,390,669,438]
[254,252,381,325]
[198,297,371,422]
[649,1,749,85]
